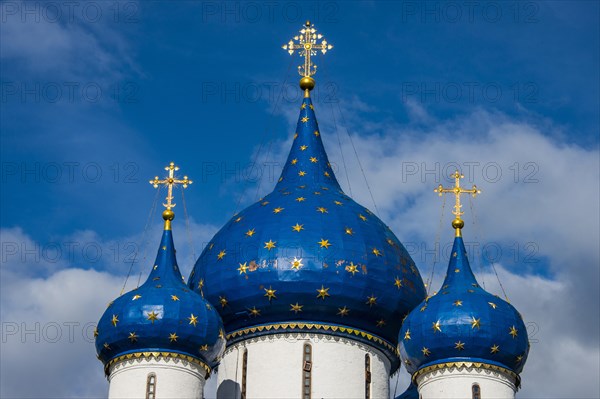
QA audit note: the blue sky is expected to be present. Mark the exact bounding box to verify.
[1,1,599,398]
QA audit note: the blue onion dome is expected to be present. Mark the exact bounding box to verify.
[398,235,529,378]
[96,212,226,375]
[188,95,426,371]
[395,382,419,399]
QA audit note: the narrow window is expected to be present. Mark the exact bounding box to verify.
[365,354,371,399]
[241,349,248,399]
[146,373,156,399]
[302,343,312,399]
[472,383,481,399]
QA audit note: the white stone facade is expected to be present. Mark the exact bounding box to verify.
[107,355,208,399]
[415,363,517,399]
[215,332,391,399]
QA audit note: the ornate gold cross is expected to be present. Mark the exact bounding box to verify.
[434,171,481,236]
[283,21,333,81]
[150,162,192,210]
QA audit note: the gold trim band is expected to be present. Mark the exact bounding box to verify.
[226,322,398,356]
[413,361,520,386]
[105,351,211,376]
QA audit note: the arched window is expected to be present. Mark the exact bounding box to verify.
[365,354,371,399]
[241,349,248,399]
[145,373,156,399]
[302,343,312,399]
[472,383,481,399]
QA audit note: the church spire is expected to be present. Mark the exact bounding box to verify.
[283,21,333,97]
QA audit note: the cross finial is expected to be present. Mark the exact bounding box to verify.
[434,171,481,237]
[283,21,333,96]
[149,162,192,230]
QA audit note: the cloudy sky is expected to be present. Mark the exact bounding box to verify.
[1,1,598,398]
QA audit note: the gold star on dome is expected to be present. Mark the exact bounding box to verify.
[300,145,308,151]
[291,257,303,270]
[264,286,277,301]
[128,332,138,343]
[93,327,99,338]
[337,306,349,317]
[301,103,306,109]
[453,300,463,306]
[509,325,518,338]
[316,285,330,299]
[309,104,314,110]
[318,238,331,248]
[273,207,284,214]
[345,227,353,235]
[294,133,298,139]
[198,279,204,290]
[206,303,212,310]
[345,262,359,275]
[394,277,403,289]
[376,319,386,327]
[103,342,111,350]
[455,341,465,350]
[111,315,119,327]
[490,344,500,354]
[296,197,306,202]
[301,116,309,123]
[171,295,179,301]
[358,214,367,221]
[291,159,298,165]
[200,344,209,351]
[471,317,481,329]
[238,262,248,274]
[420,304,427,312]
[313,130,319,136]
[290,303,303,313]
[219,296,228,308]
[316,206,328,213]
[488,302,497,309]
[516,355,524,363]
[422,347,431,356]
[248,307,261,317]
[147,311,159,323]
[169,333,178,342]
[188,314,198,326]
[323,171,330,177]
[298,171,307,176]
[314,191,321,195]
[432,320,442,333]
[245,228,255,237]
[292,223,304,232]
[309,157,318,163]
[404,329,411,340]
[234,216,243,223]
[217,250,226,260]
[372,248,382,256]
[334,200,342,206]
[264,240,276,250]
[366,295,377,307]
[132,294,142,300]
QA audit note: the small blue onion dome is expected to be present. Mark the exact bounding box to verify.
[398,236,529,376]
[188,96,426,371]
[395,382,419,399]
[95,224,226,374]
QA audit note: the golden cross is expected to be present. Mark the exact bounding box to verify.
[283,21,333,78]
[434,171,481,236]
[149,162,192,211]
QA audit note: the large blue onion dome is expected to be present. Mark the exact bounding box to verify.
[398,235,529,379]
[188,94,426,371]
[96,211,226,375]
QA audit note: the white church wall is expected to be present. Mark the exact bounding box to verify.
[416,364,517,399]
[216,332,391,399]
[107,355,207,399]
